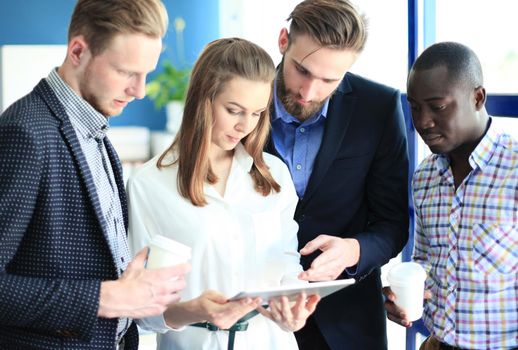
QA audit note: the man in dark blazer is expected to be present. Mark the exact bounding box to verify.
[0,1,188,349]
[267,1,409,349]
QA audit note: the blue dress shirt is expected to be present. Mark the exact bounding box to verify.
[271,81,329,198]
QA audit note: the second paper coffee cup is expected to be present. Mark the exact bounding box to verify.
[387,262,427,321]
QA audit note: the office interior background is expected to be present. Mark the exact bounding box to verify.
[1,1,517,349]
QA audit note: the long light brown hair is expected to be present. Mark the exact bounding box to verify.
[68,0,168,56]
[157,38,279,206]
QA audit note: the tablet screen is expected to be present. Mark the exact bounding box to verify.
[229,279,355,303]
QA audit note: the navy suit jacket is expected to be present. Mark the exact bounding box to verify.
[0,80,138,349]
[268,72,409,350]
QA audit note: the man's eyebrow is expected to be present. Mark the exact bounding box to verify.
[292,58,341,82]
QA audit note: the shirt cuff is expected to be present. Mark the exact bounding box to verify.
[345,264,359,277]
[137,314,186,334]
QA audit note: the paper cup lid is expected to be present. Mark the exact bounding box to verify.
[149,235,191,259]
[387,262,426,285]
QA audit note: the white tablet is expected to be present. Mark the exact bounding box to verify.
[229,279,355,303]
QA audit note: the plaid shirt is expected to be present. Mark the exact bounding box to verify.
[412,119,517,350]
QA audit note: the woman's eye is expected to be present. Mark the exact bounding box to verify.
[227,108,240,115]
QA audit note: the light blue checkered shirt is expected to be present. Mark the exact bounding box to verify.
[412,119,518,349]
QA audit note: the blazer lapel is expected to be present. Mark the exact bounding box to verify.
[35,80,109,239]
[298,76,356,210]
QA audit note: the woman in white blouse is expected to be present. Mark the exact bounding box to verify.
[127,38,319,350]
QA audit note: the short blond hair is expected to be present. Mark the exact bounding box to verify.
[68,0,168,56]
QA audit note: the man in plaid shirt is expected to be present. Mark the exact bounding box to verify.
[385,42,517,350]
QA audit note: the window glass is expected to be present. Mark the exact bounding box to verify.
[435,0,518,93]
[219,0,302,65]
[349,0,408,90]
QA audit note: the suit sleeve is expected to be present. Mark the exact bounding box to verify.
[348,90,409,280]
[0,122,100,340]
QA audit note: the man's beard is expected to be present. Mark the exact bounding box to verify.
[276,59,327,121]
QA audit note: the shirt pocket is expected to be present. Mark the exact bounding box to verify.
[472,223,517,275]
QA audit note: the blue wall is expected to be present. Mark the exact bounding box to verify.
[0,0,219,130]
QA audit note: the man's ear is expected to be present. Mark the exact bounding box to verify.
[278,28,289,55]
[474,86,486,110]
[67,36,89,67]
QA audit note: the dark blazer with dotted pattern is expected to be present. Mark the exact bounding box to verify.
[0,79,138,349]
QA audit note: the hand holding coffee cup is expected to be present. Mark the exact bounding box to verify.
[387,262,427,322]
[147,235,192,269]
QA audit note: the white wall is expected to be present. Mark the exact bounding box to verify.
[0,45,66,111]
[219,0,302,65]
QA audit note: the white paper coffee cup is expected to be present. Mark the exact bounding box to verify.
[387,262,427,321]
[146,235,191,269]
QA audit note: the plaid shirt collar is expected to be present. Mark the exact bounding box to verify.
[436,118,498,173]
[46,68,109,141]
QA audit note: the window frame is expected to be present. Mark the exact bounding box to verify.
[404,1,518,349]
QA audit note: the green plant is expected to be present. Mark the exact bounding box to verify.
[146,17,191,109]
[146,60,191,109]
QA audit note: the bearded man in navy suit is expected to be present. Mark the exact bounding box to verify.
[0,1,189,349]
[267,1,410,349]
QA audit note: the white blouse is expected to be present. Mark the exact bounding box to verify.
[127,143,304,350]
